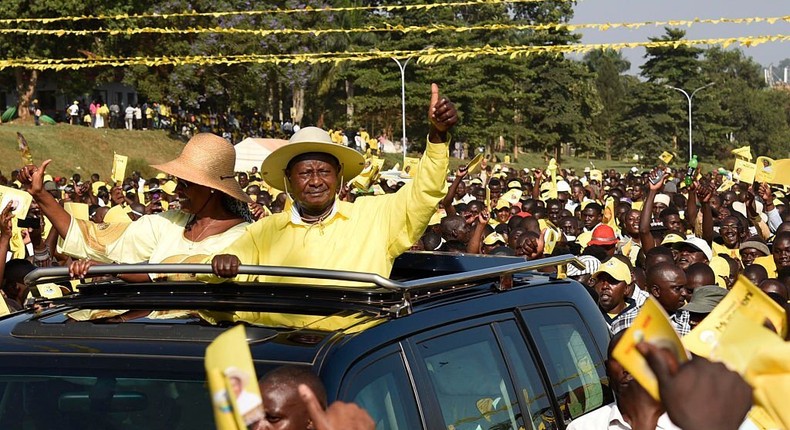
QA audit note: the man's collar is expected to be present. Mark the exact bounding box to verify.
[278,199,352,229]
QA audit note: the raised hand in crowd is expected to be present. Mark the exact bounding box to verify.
[298,384,375,430]
[19,159,51,195]
[520,231,545,260]
[637,342,752,430]
[442,165,469,217]
[466,210,490,254]
[0,202,13,240]
[638,167,669,252]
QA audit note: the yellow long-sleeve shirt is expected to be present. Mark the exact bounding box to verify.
[208,139,449,285]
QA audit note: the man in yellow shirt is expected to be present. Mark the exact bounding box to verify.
[210,84,457,284]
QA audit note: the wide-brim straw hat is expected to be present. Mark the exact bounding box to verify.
[151,133,252,203]
[261,126,365,191]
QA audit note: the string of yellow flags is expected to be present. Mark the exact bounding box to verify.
[0,0,571,25]
[2,34,787,71]
[2,15,787,37]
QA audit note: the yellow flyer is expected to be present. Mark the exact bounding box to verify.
[658,151,674,165]
[111,153,129,185]
[465,152,484,174]
[205,325,264,430]
[683,276,787,358]
[0,185,33,220]
[733,159,756,184]
[612,297,689,400]
[754,156,775,183]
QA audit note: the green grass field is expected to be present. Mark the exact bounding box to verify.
[0,124,185,181]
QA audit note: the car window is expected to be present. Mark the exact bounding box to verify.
[343,352,422,430]
[0,375,213,430]
[522,306,610,423]
[497,320,557,430]
[417,324,525,430]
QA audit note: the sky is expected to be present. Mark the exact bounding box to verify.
[570,0,790,76]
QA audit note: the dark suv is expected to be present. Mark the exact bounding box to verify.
[0,253,611,430]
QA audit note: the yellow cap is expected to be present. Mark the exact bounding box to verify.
[661,233,685,245]
[593,258,632,284]
[483,232,507,246]
[494,199,511,210]
[160,180,177,195]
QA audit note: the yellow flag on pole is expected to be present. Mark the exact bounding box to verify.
[658,151,674,165]
[731,145,753,161]
[111,153,128,185]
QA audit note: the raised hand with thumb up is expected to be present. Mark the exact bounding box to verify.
[428,83,458,143]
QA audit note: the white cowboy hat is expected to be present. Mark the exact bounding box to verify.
[261,127,365,191]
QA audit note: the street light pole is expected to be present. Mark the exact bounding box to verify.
[666,82,715,160]
[392,57,413,163]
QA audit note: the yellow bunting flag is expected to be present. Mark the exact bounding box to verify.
[658,151,674,165]
[731,145,753,161]
[205,325,264,430]
[3,35,790,71]
[111,153,128,185]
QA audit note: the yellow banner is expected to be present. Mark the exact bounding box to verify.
[2,34,789,71]
[111,153,128,185]
[0,0,571,25]
[2,15,787,37]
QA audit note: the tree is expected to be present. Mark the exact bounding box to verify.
[0,0,140,120]
[584,49,630,160]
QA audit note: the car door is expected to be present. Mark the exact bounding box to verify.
[340,345,425,430]
[405,314,556,430]
[520,305,613,428]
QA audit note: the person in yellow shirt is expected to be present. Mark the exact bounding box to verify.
[210,84,457,284]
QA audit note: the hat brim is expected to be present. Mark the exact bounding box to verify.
[261,142,365,191]
[589,238,618,246]
[680,303,715,314]
[151,159,252,204]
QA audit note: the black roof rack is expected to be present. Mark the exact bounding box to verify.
[25,254,584,318]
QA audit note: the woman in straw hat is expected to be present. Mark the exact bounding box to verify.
[19,133,254,283]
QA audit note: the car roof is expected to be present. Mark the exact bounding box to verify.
[0,253,588,368]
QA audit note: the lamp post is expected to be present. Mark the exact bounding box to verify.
[666,82,715,160]
[392,57,413,162]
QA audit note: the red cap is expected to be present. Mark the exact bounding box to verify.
[588,224,618,246]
